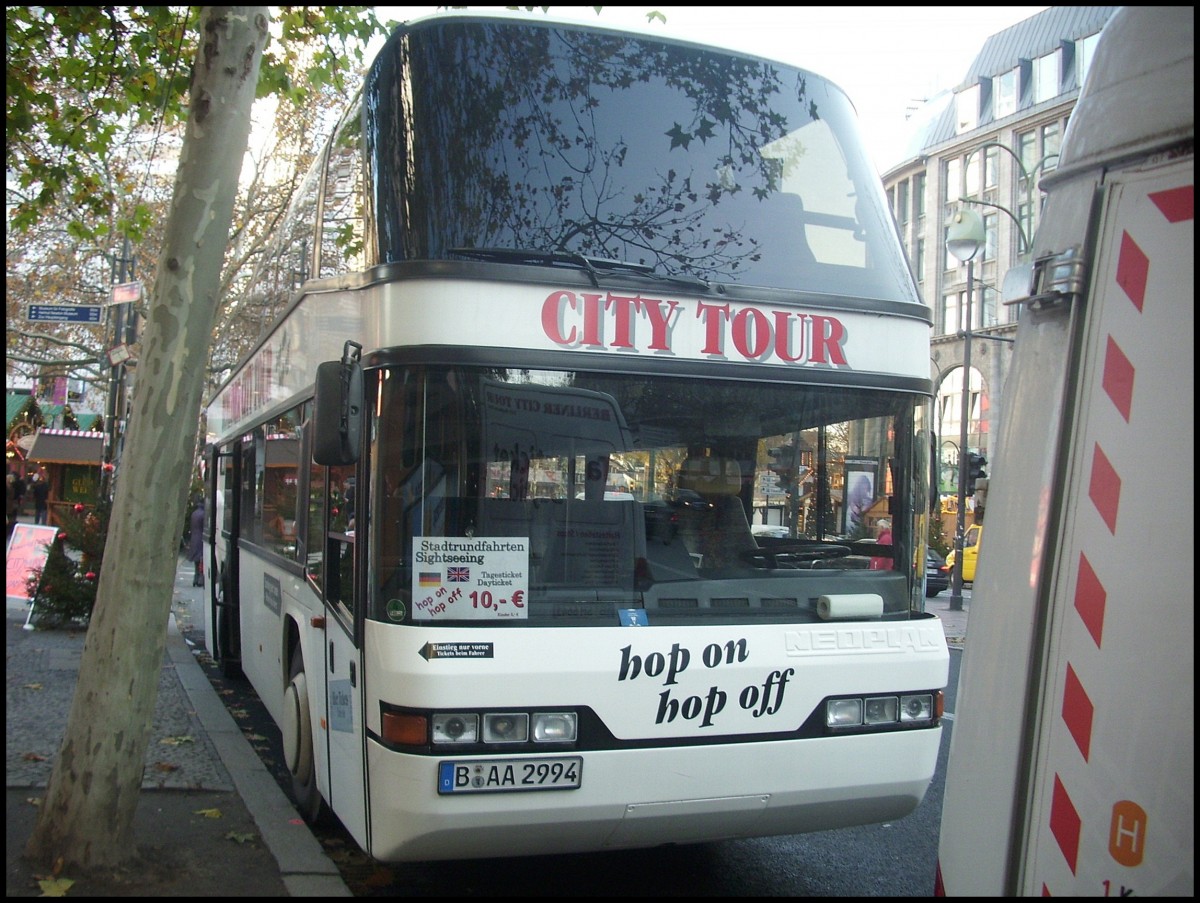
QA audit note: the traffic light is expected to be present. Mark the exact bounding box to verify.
[966,451,988,496]
[767,446,796,494]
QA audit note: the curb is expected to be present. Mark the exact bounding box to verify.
[166,610,352,897]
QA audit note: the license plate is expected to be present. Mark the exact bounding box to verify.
[438,756,583,794]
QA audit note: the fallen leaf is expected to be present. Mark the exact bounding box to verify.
[37,876,74,896]
[363,866,396,888]
[228,707,249,719]
[23,682,44,690]
[245,733,267,741]
[159,735,195,746]
[154,762,180,773]
[193,807,223,819]
[26,797,42,807]
[23,752,47,762]
[225,831,258,844]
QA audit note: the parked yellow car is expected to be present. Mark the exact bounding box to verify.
[945,523,982,583]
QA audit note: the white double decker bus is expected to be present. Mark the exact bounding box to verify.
[203,11,949,862]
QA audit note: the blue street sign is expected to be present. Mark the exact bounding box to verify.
[26,304,104,324]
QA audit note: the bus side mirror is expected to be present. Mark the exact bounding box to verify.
[313,341,363,465]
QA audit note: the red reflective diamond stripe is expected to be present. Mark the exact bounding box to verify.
[1100,336,1135,423]
[1061,663,1095,761]
[1149,184,1194,222]
[1050,774,1083,875]
[1073,553,1106,647]
[1115,231,1148,312]
[1087,444,1121,534]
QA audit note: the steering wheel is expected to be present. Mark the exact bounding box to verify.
[739,544,852,569]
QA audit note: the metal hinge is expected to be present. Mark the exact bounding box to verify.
[1002,247,1088,312]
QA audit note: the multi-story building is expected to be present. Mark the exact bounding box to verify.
[882,7,1117,496]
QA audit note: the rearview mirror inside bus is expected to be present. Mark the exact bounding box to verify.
[313,344,363,465]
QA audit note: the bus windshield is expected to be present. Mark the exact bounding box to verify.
[369,366,926,626]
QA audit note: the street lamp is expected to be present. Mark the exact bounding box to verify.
[958,140,1058,256]
[946,207,985,612]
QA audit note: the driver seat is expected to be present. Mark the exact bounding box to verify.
[673,456,757,570]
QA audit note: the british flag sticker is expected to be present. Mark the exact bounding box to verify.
[447,566,470,582]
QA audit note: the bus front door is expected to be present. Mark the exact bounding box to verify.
[321,465,368,851]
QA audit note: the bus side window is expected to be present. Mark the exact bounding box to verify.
[306,459,357,611]
[324,464,357,612]
[305,461,328,591]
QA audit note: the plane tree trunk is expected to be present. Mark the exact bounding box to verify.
[24,7,268,873]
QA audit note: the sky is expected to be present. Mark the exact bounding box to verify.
[376,5,1049,173]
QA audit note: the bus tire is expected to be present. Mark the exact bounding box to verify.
[282,651,327,824]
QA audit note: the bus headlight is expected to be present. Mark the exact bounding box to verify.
[900,694,933,722]
[825,691,941,732]
[864,696,899,725]
[532,712,577,742]
[482,713,529,743]
[826,698,864,727]
[384,705,581,751]
[432,713,478,743]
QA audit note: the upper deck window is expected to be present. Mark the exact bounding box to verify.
[364,18,917,304]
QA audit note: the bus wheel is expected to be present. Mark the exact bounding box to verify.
[281,652,327,824]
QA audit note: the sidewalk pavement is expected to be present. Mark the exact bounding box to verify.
[927,591,969,647]
[5,551,351,897]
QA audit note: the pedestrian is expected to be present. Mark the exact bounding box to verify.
[5,469,18,540]
[870,519,893,570]
[12,469,27,517]
[31,471,50,525]
[188,497,206,586]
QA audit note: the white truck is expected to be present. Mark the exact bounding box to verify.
[936,7,1193,896]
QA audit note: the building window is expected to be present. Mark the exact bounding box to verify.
[914,172,927,220]
[1033,49,1060,104]
[993,68,1018,119]
[1017,200,1034,255]
[942,291,961,336]
[965,151,981,198]
[1017,130,1037,175]
[955,84,980,134]
[1041,121,1061,170]
[915,238,925,286]
[978,284,994,328]
[944,157,962,205]
[1077,31,1101,86]
[983,213,998,263]
[896,179,910,225]
[984,145,999,191]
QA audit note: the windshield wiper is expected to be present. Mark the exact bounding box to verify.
[448,247,713,293]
